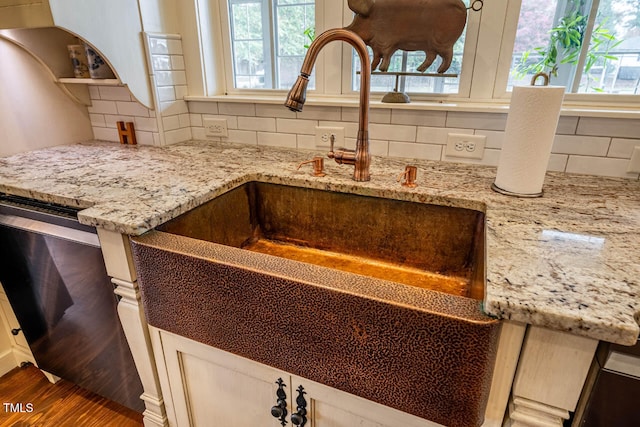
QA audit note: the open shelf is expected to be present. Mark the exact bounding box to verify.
[57,77,121,86]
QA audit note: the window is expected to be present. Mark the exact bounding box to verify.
[213,0,640,101]
[227,0,315,89]
[508,0,640,94]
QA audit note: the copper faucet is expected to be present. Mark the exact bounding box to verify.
[284,28,371,181]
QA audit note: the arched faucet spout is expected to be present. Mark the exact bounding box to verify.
[284,28,371,181]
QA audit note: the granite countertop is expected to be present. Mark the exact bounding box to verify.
[0,140,638,345]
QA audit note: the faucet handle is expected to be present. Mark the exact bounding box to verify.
[397,165,418,188]
[297,156,326,177]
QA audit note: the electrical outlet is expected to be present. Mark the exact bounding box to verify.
[315,126,344,149]
[627,146,640,173]
[203,118,229,137]
[445,134,486,159]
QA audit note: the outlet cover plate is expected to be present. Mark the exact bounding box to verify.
[203,118,229,137]
[315,126,344,149]
[445,133,486,159]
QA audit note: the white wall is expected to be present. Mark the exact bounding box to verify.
[0,37,93,158]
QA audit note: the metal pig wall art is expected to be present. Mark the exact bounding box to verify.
[345,0,467,73]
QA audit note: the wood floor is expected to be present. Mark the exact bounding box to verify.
[0,365,143,427]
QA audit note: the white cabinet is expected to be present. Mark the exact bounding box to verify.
[0,282,36,375]
[0,0,153,107]
[153,328,441,427]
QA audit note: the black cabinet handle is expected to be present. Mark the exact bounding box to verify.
[290,385,307,426]
[270,378,288,426]
[11,328,21,336]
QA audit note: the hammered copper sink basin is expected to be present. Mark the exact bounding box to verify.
[130,181,501,427]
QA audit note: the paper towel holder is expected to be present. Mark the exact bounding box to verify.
[491,183,543,198]
[491,72,553,198]
[530,72,550,86]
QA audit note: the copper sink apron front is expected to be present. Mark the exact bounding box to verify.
[130,182,501,427]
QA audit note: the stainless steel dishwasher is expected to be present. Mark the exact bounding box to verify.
[0,194,144,412]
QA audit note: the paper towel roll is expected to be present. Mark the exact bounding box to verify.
[493,84,565,196]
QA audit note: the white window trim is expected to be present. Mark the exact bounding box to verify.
[183,0,640,116]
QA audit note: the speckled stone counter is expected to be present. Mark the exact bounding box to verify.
[0,140,638,345]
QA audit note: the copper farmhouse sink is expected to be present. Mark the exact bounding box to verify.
[131,181,501,427]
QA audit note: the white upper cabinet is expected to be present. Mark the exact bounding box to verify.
[0,0,153,108]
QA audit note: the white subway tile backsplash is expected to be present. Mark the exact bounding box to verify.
[228,129,258,145]
[297,134,316,150]
[556,116,579,135]
[160,100,189,116]
[476,130,505,149]
[167,39,183,55]
[89,114,106,128]
[134,117,159,132]
[238,116,276,132]
[174,85,188,100]
[136,131,156,146]
[93,127,119,142]
[577,117,640,138]
[608,138,640,158]
[258,132,297,148]
[256,104,297,119]
[116,101,151,117]
[170,55,185,70]
[165,127,191,145]
[389,142,442,161]
[88,100,118,115]
[276,118,317,135]
[152,55,172,71]
[391,109,446,127]
[319,121,359,138]
[188,101,219,115]
[179,114,191,128]
[566,155,639,178]
[98,86,131,101]
[157,86,176,102]
[191,127,206,140]
[163,115,180,131]
[182,101,638,180]
[552,135,610,156]
[148,38,169,54]
[369,139,389,156]
[416,126,471,144]
[444,148,501,166]
[446,112,508,131]
[103,115,135,128]
[369,123,416,142]
[547,153,568,172]
[343,107,390,124]
[296,105,341,121]
[219,102,256,116]
[155,70,187,87]
[88,85,100,99]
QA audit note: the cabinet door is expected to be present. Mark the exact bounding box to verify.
[292,376,443,427]
[160,331,289,427]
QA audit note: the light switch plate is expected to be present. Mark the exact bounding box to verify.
[627,146,640,173]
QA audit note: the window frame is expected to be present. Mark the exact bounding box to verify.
[493,0,640,104]
[207,0,640,106]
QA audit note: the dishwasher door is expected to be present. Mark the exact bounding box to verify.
[0,199,144,413]
[579,339,640,426]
